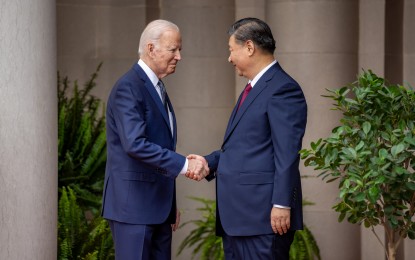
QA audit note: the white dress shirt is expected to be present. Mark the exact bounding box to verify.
[137,60,188,174]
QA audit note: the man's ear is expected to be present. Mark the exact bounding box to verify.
[147,43,155,57]
[245,40,255,56]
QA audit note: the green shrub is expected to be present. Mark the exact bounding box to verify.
[58,63,107,212]
[177,197,224,260]
[57,64,114,259]
[290,225,321,260]
[58,186,114,260]
[300,70,415,260]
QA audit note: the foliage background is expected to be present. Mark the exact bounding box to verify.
[58,64,114,260]
[300,71,415,259]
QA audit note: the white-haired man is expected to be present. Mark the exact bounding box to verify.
[102,19,208,260]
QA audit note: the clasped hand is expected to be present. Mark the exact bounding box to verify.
[185,154,209,181]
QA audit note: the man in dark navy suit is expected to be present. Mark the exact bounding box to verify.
[188,18,307,259]
[102,19,208,260]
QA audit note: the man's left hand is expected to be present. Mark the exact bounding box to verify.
[270,207,290,235]
[171,209,181,231]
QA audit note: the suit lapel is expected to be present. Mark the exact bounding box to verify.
[133,64,173,138]
[222,81,267,145]
[224,91,244,136]
[222,64,279,146]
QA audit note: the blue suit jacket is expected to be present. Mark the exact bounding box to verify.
[102,63,186,225]
[206,62,307,236]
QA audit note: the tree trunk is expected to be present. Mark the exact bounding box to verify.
[388,242,396,260]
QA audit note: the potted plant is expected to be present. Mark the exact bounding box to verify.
[177,197,320,260]
[300,70,415,260]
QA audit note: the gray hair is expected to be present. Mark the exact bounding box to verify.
[138,19,180,56]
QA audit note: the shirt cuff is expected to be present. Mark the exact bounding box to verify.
[273,204,291,209]
[179,158,188,174]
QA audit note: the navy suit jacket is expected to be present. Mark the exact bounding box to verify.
[102,63,185,225]
[206,62,307,236]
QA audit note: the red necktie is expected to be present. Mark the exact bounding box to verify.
[237,83,252,111]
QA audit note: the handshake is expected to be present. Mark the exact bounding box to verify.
[185,154,209,181]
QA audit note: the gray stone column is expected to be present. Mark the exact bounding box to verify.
[404,0,415,86]
[57,0,148,102]
[359,0,385,75]
[160,1,235,259]
[235,0,266,20]
[0,0,57,259]
[403,1,415,258]
[234,0,266,96]
[266,0,360,259]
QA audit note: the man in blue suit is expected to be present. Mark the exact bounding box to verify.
[188,18,307,259]
[102,20,208,260]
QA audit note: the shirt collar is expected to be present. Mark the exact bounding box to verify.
[138,59,159,87]
[249,60,277,88]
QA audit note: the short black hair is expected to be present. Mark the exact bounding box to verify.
[228,17,276,55]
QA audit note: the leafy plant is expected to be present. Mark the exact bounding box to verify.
[177,197,224,260]
[177,197,320,260]
[58,186,114,260]
[300,70,415,260]
[58,63,107,212]
[58,64,114,259]
[59,186,85,259]
[290,225,320,260]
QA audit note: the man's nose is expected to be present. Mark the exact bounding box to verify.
[175,50,181,60]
